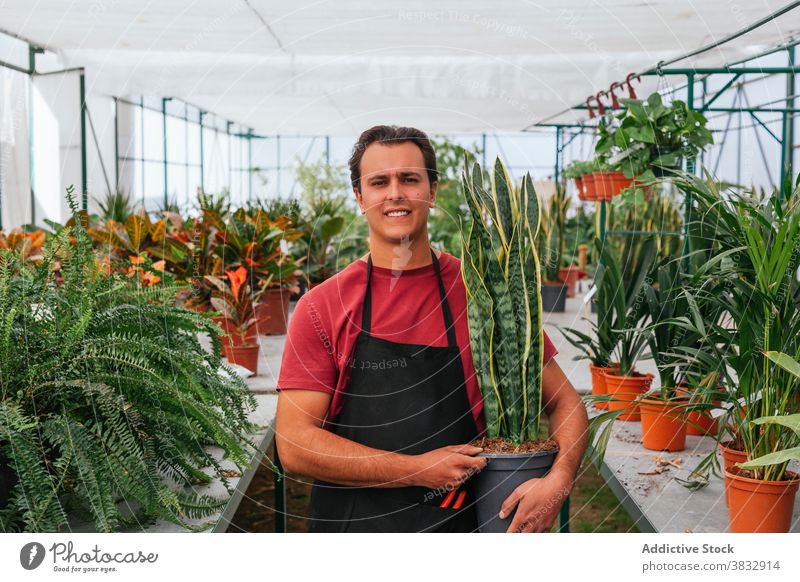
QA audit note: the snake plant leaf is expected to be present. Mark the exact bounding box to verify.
[492,157,514,249]
[461,159,544,444]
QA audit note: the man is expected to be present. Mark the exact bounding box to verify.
[275,125,588,533]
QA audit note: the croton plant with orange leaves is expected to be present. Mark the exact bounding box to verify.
[205,265,259,344]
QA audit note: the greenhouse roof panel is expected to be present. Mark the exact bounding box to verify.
[1,0,797,133]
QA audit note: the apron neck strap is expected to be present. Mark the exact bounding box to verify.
[363,248,457,348]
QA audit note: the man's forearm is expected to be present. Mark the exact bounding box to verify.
[546,385,589,490]
[278,425,419,488]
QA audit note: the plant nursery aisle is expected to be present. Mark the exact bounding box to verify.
[549,285,800,533]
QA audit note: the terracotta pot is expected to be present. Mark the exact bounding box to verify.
[676,385,722,436]
[559,265,580,298]
[591,172,614,201]
[222,343,260,374]
[212,316,257,347]
[639,396,688,451]
[581,173,598,201]
[604,372,653,421]
[574,176,587,201]
[607,171,633,197]
[255,288,291,335]
[589,362,620,410]
[719,440,749,506]
[725,467,800,533]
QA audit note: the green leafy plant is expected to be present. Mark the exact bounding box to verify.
[538,184,570,282]
[598,236,657,377]
[460,157,545,444]
[0,191,259,532]
[677,172,800,481]
[428,137,481,253]
[96,191,136,224]
[595,92,713,183]
[563,160,595,180]
[293,159,363,285]
[737,352,800,479]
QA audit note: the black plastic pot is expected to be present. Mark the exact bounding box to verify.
[472,447,559,533]
[541,283,567,312]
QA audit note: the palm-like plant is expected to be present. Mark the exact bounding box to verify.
[679,171,800,481]
[597,236,657,377]
[460,158,545,444]
[0,193,258,532]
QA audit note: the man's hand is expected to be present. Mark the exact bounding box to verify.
[412,444,488,490]
[499,470,573,533]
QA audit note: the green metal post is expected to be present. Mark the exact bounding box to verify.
[276,134,281,195]
[274,442,286,532]
[554,126,562,183]
[114,97,119,192]
[162,98,168,208]
[28,45,36,225]
[248,127,253,201]
[80,71,88,211]
[780,46,796,201]
[199,111,205,193]
[140,98,145,206]
[227,121,232,194]
[558,497,570,533]
[681,73,695,273]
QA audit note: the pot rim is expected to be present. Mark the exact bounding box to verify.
[605,371,654,380]
[724,466,800,486]
[477,446,560,459]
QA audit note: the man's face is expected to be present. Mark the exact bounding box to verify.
[355,141,436,246]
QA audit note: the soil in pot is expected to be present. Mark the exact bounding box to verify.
[469,436,560,533]
[719,440,748,506]
[559,265,580,298]
[255,288,291,335]
[639,396,688,451]
[223,343,260,374]
[725,467,800,533]
[541,281,567,312]
[604,372,653,421]
[589,362,620,410]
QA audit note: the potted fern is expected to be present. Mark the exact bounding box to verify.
[460,158,560,533]
[0,191,258,532]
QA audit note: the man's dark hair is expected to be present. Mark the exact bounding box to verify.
[348,125,438,191]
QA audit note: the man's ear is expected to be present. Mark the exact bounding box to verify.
[354,187,364,214]
[428,181,438,208]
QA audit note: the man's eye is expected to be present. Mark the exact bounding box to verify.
[404,177,418,183]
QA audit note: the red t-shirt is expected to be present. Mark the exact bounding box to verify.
[276,251,558,434]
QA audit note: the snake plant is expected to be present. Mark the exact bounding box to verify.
[460,157,544,445]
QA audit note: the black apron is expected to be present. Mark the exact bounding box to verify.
[308,249,480,533]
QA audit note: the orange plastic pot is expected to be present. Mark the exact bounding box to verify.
[725,467,800,533]
[604,372,653,421]
[719,440,749,506]
[592,172,614,201]
[639,397,688,451]
[254,288,291,335]
[607,171,632,197]
[559,265,580,298]
[675,385,722,436]
[589,362,620,410]
[222,343,260,374]
[574,176,587,201]
[582,173,598,201]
